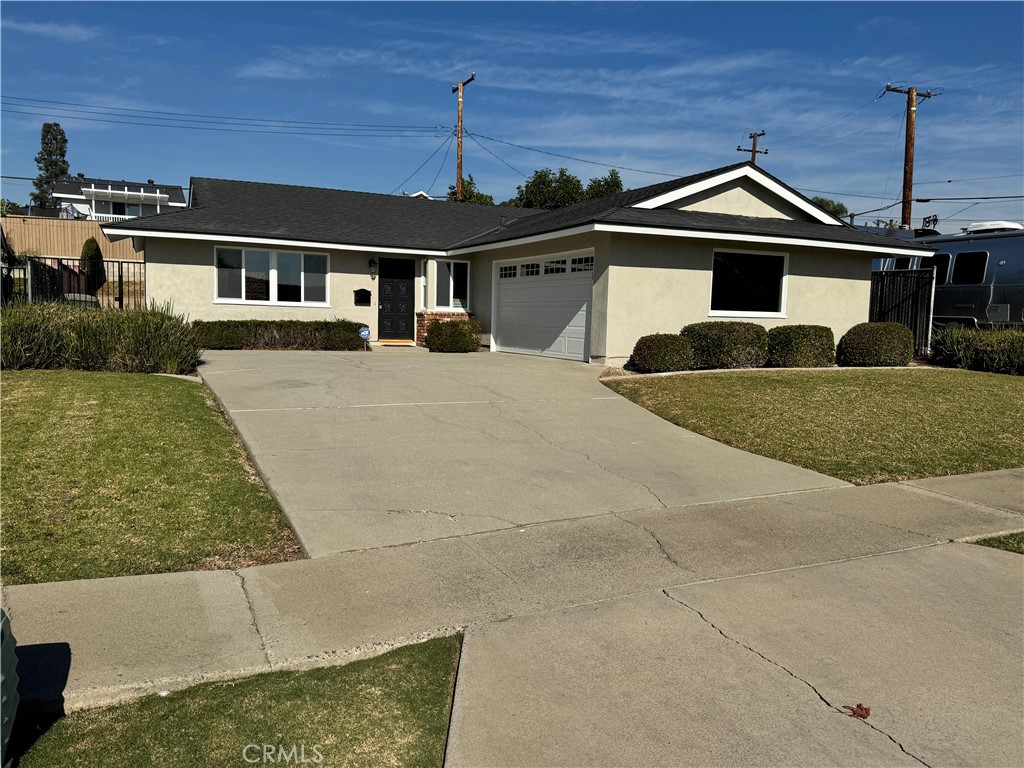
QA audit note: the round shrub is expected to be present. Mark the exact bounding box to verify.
[836,322,913,367]
[628,334,693,373]
[767,325,835,368]
[679,321,768,370]
[424,318,481,353]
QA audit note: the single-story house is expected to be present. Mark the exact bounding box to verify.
[102,161,930,364]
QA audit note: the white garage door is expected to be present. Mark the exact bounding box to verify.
[494,253,594,361]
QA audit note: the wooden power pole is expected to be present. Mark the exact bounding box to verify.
[451,72,476,201]
[885,83,934,228]
[737,131,767,165]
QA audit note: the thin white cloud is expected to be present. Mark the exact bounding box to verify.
[234,59,315,80]
[2,19,99,42]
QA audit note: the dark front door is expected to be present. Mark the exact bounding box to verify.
[378,258,416,339]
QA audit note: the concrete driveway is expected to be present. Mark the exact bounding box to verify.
[200,348,847,557]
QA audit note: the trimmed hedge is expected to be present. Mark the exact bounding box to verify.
[931,327,1024,375]
[424,318,481,352]
[767,325,835,368]
[836,322,913,367]
[679,321,768,370]
[0,302,200,374]
[193,319,365,351]
[628,334,693,373]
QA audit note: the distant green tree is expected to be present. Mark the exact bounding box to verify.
[79,236,106,294]
[811,196,849,218]
[508,167,624,209]
[585,168,623,200]
[447,174,494,205]
[31,123,70,209]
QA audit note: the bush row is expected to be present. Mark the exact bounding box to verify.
[931,327,1024,375]
[627,321,914,374]
[424,318,481,353]
[0,302,200,375]
[193,319,366,351]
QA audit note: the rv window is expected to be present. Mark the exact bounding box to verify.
[894,257,911,270]
[950,251,987,285]
[919,253,950,284]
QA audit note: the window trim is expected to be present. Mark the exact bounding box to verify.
[707,247,789,319]
[433,258,471,310]
[213,246,330,306]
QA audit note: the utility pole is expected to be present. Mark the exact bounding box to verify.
[885,83,934,228]
[451,72,476,201]
[737,131,767,165]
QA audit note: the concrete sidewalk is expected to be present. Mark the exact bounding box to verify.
[4,470,1021,714]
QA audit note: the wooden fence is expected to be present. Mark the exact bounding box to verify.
[0,216,142,262]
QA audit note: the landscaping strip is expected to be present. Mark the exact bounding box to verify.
[13,634,463,768]
[972,531,1024,555]
[605,368,1024,485]
[0,370,302,584]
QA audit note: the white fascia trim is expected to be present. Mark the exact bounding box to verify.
[97,228,447,256]
[166,202,187,207]
[53,193,87,200]
[447,224,595,256]
[592,223,927,257]
[633,166,840,226]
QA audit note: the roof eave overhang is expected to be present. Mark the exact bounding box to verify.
[99,227,448,256]
[448,222,929,257]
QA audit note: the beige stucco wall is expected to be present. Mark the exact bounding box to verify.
[600,233,873,362]
[669,178,812,221]
[144,237,428,340]
[462,231,612,358]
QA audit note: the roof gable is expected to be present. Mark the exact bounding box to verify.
[631,164,842,225]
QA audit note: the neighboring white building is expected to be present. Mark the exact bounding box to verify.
[52,175,187,222]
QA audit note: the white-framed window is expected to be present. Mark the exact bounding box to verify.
[435,259,469,309]
[571,255,594,272]
[709,249,787,317]
[521,262,540,277]
[215,247,329,305]
[499,265,517,279]
[543,259,567,274]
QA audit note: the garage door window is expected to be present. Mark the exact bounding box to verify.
[709,250,787,316]
[216,247,329,305]
[436,260,469,309]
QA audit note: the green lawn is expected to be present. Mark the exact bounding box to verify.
[15,635,462,768]
[0,370,302,584]
[605,368,1024,485]
[973,532,1024,555]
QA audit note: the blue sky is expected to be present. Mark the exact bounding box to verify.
[2,1,1022,229]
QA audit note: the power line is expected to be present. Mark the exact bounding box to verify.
[916,173,1024,185]
[466,131,526,177]
[427,133,455,196]
[2,95,447,131]
[389,131,455,195]
[939,76,1024,94]
[467,132,680,177]
[769,110,903,151]
[771,95,884,146]
[918,62,1023,86]
[2,107,450,138]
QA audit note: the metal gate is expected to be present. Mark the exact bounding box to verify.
[869,268,935,356]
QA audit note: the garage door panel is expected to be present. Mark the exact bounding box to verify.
[495,264,592,361]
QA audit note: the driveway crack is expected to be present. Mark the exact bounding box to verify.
[661,590,932,767]
[490,402,667,508]
[613,513,686,569]
[234,570,272,669]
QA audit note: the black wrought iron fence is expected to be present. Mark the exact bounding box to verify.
[2,257,145,309]
[869,268,935,356]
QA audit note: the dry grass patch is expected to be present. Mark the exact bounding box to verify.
[14,635,462,768]
[605,368,1024,485]
[1,369,302,584]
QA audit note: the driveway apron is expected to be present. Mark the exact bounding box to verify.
[199,349,848,557]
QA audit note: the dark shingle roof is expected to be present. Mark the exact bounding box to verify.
[52,176,186,205]
[104,163,925,254]
[108,177,544,250]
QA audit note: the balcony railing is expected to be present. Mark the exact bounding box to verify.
[91,213,135,222]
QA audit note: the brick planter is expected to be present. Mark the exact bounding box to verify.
[416,311,472,347]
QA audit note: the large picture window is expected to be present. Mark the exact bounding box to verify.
[435,260,469,309]
[710,251,786,315]
[215,248,329,304]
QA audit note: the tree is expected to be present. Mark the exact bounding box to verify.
[447,174,494,205]
[79,236,106,294]
[585,168,623,200]
[811,196,849,219]
[506,167,624,209]
[31,122,70,209]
